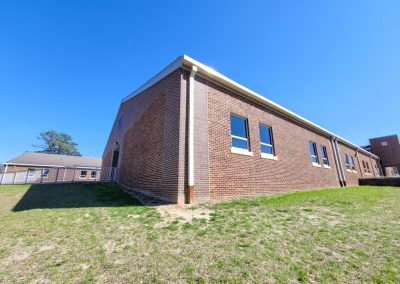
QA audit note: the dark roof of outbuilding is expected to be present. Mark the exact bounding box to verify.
[5,152,102,168]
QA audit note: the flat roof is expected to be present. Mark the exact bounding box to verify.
[121,55,378,159]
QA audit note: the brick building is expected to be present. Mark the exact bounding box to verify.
[368,135,400,176]
[103,55,380,204]
[1,152,102,184]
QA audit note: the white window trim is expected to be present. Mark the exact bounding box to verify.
[231,135,250,150]
[231,147,253,156]
[260,142,274,153]
[261,153,278,160]
[352,170,357,173]
[232,134,248,141]
[320,146,329,167]
[309,142,319,164]
[79,171,88,179]
[90,172,97,179]
[41,169,49,178]
[310,154,318,163]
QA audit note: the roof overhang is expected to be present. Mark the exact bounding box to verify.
[122,55,378,159]
[4,162,101,169]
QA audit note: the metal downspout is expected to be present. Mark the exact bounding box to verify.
[356,149,364,178]
[0,164,8,185]
[334,138,347,186]
[330,137,343,186]
[187,65,198,204]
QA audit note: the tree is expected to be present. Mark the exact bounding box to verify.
[35,130,81,156]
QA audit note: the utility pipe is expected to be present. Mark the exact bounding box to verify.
[330,137,343,186]
[334,137,346,186]
[369,155,376,176]
[0,164,8,185]
[187,65,198,203]
[355,149,364,178]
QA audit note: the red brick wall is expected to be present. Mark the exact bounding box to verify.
[104,67,380,203]
[205,78,341,200]
[336,142,379,186]
[106,69,187,203]
[370,135,400,167]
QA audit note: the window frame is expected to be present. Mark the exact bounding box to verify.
[27,168,35,177]
[366,162,371,174]
[230,114,251,154]
[80,170,88,179]
[344,154,351,170]
[309,141,320,166]
[90,170,97,179]
[320,145,329,167]
[350,155,356,171]
[259,123,275,157]
[41,169,49,178]
[362,161,367,174]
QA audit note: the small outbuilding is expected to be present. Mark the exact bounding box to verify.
[1,152,102,184]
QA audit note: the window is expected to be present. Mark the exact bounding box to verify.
[41,169,49,178]
[320,145,329,166]
[309,142,319,164]
[80,170,87,179]
[27,168,35,177]
[350,156,356,171]
[381,141,388,146]
[90,171,97,179]
[259,124,274,155]
[230,114,249,150]
[362,161,367,173]
[117,115,124,130]
[344,154,350,170]
[366,162,371,174]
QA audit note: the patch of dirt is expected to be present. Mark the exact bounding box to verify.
[122,187,212,225]
[157,204,211,223]
[1,246,32,267]
[39,244,55,252]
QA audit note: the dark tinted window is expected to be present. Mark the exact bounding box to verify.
[259,125,274,155]
[230,114,249,150]
[309,142,319,164]
[320,145,329,166]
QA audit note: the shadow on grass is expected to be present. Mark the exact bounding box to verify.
[12,183,142,212]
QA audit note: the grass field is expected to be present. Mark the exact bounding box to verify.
[0,183,399,283]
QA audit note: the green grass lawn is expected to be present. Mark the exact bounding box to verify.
[0,184,399,283]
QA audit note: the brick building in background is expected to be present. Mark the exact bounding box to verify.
[1,152,102,184]
[367,135,400,176]
[103,55,380,204]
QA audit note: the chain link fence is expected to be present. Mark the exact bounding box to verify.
[0,167,117,185]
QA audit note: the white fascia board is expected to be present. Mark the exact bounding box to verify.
[121,56,184,103]
[119,54,378,159]
[4,163,101,169]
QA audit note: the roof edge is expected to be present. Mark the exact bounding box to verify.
[121,55,184,103]
[3,162,101,169]
[120,54,378,159]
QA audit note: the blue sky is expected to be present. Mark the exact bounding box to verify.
[1,1,399,163]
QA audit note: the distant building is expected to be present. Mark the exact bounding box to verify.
[1,152,102,184]
[367,135,400,177]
